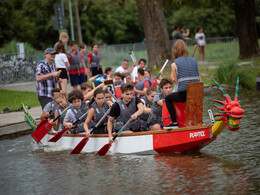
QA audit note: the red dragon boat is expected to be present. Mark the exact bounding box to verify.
[40,78,244,154]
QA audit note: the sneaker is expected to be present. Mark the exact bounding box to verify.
[163,122,179,129]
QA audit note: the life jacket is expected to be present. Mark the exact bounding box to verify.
[135,78,151,97]
[50,103,58,119]
[147,93,164,127]
[83,55,87,66]
[57,103,71,131]
[67,49,83,71]
[89,51,102,68]
[115,97,140,132]
[174,56,200,92]
[151,93,164,118]
[70,106,87,134]
[81,101,87,113]
[91,100,109,127]
[150,76,157,88]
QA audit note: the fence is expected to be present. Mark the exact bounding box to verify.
[0,37,237,84]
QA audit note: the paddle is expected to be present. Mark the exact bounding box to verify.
[129,50,137,62]
[192,45,197,57]
[70,108,111,154]
[57,76,62,90]
[156,59,169,79]
[48,109,90,142]
[129,50,137,83]
[31,104,72,143]
[33,110,52,132]
[94,118,132,156]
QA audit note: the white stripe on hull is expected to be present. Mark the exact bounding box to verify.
[42,134,156,154]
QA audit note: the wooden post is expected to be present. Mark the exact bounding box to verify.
[185,82,204,126]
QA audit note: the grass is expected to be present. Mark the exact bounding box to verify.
[0,89,40,112]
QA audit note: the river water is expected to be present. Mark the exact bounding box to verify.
[0,89,260,194]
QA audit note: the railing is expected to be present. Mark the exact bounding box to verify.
[0,37,237,84]
[100,37,237,69]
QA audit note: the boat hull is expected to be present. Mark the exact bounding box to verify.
[41,125,216,155]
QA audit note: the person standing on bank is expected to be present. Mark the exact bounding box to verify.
[54,32,69,50]
[165,40,200,127]
[195,26,206,64]
[55,42,70,93]
[67,41,89,90]
[87,43,103,76]
[36,48,61,110]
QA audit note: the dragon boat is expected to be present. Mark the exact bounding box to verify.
[37,79,244,155]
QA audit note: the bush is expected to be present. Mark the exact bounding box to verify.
[215,60,256,89]
[0,40,36,54]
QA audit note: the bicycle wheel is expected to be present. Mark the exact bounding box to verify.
[20,64,35,81]
[0,66,14,84]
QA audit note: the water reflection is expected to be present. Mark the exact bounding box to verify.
[153,153,251,194]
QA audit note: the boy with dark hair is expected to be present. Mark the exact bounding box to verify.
[107,83,144,143]
[63,89,87,134]
[148,79,173,130]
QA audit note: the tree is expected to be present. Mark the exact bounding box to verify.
[234,0,260,59]
[136,0,172,68]
[177,0,260,59]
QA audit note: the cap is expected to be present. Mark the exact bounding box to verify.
[44,48,57,55]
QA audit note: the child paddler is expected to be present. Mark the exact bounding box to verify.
[139,87,157,131]
[52,93,70,132]
[148,79,173,130]
[63,90,88,134]
[40,88,60,120]
[84,88,113,136]
[107,83,144,143]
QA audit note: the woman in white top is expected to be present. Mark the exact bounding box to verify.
[55,42,70,93]
[195,26,206,63]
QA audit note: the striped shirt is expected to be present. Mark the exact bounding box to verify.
[36,59,57,98]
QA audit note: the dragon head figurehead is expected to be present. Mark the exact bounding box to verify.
[212,77,244,131]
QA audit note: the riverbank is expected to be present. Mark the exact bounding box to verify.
[0,82,74,139]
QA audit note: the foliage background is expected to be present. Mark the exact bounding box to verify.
[1,0,259,51]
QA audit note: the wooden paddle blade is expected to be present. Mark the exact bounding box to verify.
[48,127,70,142]
[70,137,89,154]
[94,143,112,156]
[31,122,52,143]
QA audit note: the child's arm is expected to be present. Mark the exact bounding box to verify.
[131,102,144,120]
[107,116,115,143]
[63,110,75,129]
[84,108,94,136]
[157,99,164,107]
[53,109,59,131]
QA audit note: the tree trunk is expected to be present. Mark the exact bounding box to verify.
[235,0,260,59]
[136,0,172,68]
[74,0,83,43]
